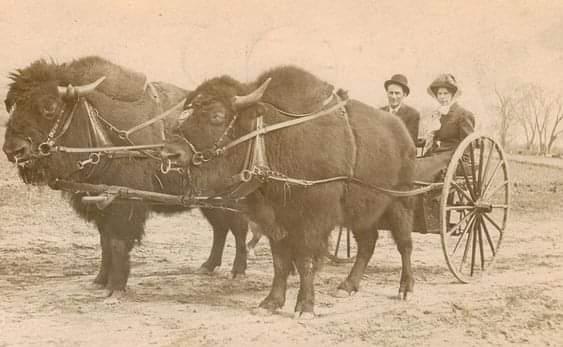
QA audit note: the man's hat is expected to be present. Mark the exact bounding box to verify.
[427,73,461,98]
[384,74,410,96]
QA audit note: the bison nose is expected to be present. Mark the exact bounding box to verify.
[3,142,31,163]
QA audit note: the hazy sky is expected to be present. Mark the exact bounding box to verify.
[1,0,562,126]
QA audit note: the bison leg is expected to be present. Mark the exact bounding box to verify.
[337,229,378,295]
[96,204,146,297]
[92,230,111,287]
[228,213,249,278]
[387,201,415,299]
[106,236,134,294]
[200,209,229,274]
[259,236,292,312]
[294,254,322,318]
[246,221,263,258]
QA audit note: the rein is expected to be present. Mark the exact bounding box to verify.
[175,93,436,200]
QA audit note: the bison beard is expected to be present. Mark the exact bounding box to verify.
[164,66,416,317]
[2,56,251,297]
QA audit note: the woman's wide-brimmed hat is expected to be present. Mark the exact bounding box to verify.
[427,73,461,98]
[384,74,410,96]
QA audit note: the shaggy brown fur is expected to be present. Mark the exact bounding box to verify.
[165,65,416,316]
[2,56,250,296]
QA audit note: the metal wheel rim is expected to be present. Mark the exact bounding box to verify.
[440,134,510,283]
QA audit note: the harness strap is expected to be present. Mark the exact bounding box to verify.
[84,99,112,146]
[220,99,348,153]
[146,82,165,140]
[120,97,186,139]
[52,143,164,153]
[266,175,441,197]
[260,89,336,118]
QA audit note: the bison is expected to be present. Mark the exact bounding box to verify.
[162,66,416,317]
[2,56,251,298]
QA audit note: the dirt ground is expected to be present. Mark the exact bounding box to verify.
[1,126,562,346]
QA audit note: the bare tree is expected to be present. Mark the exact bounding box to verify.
[546,96,563,154]
[493,86,516,148]
[513,84,563,155]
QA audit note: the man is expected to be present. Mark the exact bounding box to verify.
[381,74,420,143]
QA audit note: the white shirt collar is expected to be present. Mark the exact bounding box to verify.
[389,104,401,113]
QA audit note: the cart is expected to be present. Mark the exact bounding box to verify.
[329,133,511,283]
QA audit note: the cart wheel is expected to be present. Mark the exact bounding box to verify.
[326,226,356,264]
[440,134,510,283]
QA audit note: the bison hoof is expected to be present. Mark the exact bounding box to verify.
[294,311,316,320]
[231,271,247,279]
[335,280,358,297]
[253,307,274,317]
[197,266,215,275]
[259,297,284,312]
[88,282,106,290]
[398,289,413,301]
[332,289,353,298]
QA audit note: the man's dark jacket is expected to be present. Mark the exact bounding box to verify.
[380,104,420,142]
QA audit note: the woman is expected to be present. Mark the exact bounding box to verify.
[416,74,475,182]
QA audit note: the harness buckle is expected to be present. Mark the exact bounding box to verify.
[38,142,53,156]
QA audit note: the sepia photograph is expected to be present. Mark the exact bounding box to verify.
[1,1,562,346]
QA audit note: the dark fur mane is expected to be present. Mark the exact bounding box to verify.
[6,56,147,110]
[188,75,249,107]
[254,65,336,114]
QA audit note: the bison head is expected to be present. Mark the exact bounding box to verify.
[162,76,271,166]
[161,76,271,194]
[2,60,105,185]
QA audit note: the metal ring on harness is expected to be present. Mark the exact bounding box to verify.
[192,152,205,166]
[77,152,101,169]
[240,169,253,182]
[160,158,172,174]
[117,130,129,141]
[38,142,53,156]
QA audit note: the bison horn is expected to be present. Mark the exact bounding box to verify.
[57,76,107,98]
[232,77,272,109]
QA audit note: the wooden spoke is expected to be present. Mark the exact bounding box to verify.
[477,139,486,195]
[445,205,475,211]
[451,181,475,203]
[483,180,509,200]
[477,215,485,270]
[334,226,343,257]
[460,217,475,272]
[481,159,503,197]
[468,142,478,194]
[479,215,496,257]
[482,213,503,234]
[459,159,477,200]
[446,210,475,235]
[452,213,476,255]
[480,141,496,189]
[470,212,479,275]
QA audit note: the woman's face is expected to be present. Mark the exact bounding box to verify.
[436,87,452,106]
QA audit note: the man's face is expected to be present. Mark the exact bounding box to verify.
[386,84,405,108]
